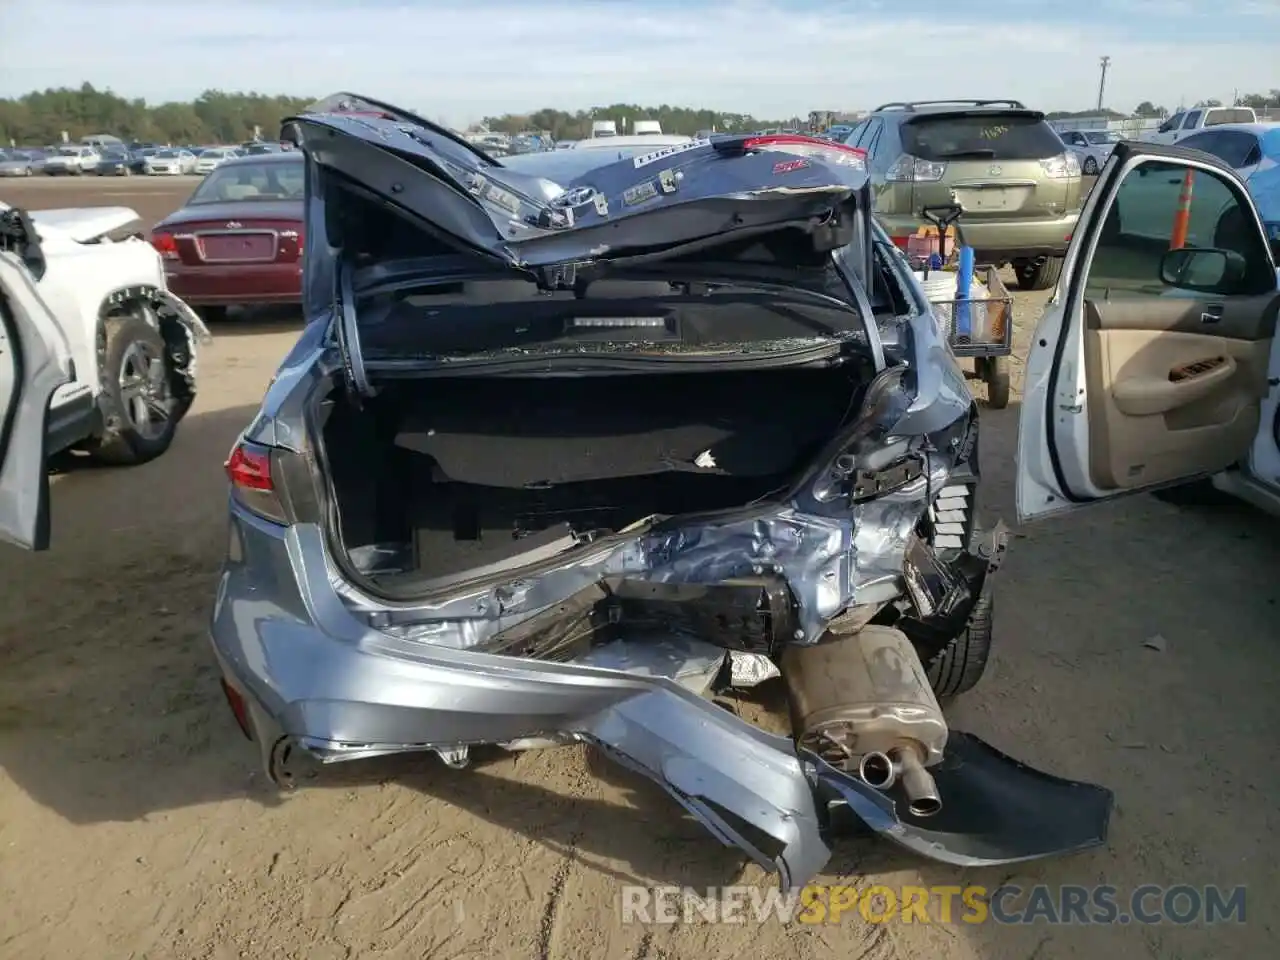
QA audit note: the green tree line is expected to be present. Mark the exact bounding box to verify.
[5,83,1277,148]
[1,84,793,146]
[1,83,315,146]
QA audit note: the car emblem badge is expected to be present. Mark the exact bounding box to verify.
[226,221,242,229]
[988,165,1002,176]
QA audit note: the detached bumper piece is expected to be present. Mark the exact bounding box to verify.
[217,517,1110,893]
[814,732,1114,867]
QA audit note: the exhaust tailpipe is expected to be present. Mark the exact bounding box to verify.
[856,747,943,817]
[896,747,943,817]
[782,625,947,818]
[858,750,896,789]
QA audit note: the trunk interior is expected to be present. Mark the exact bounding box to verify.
[320,366,868,591]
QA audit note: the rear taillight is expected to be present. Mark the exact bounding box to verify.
[885,154,947,182]
[220,679,253,740]
[713,133,867,170]
[1040,152,1081,179]
[150,231,178,260]
[742,134,867,168]
[225,439,288,523]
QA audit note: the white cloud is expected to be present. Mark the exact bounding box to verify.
[2,0,1275,126]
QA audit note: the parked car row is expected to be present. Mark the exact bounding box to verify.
[0,143,289,177]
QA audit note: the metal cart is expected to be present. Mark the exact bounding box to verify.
[914,206,1014,410]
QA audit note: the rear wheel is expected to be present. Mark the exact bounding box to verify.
[1012,256,1064,291]
[88,314,185,466]
[977,357,1011,409]
[925,583,994,697]
[1083,156,1099,175]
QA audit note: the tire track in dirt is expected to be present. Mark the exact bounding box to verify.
[536,837,579,960]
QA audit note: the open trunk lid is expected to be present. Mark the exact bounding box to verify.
[284,94,877,396]
[284,94,871,276]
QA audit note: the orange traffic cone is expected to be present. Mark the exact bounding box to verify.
[1170,169,1194,250]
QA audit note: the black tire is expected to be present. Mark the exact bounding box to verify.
[1083,156,1099,175]
[1013,256,1064,291]
[981,356,1011,409]
[88,314,184,466]
[985,374,1011,410]
[195,305,228,324]
[926,584,993,698]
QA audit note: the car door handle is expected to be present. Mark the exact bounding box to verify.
[1200,303,1224,324]
[1113,355,1237,416]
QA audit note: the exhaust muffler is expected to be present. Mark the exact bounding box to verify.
[782,625,947,817]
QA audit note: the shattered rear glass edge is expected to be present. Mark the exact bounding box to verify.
[215,93,1116,893]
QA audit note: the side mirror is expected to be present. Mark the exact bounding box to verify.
[1159,246,1248,292]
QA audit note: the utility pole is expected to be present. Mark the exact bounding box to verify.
[1097,56,1111,112]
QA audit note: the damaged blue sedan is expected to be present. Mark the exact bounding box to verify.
[208,94,1112,889]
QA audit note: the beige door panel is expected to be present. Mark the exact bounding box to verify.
[1082,296,1277,490]
[1085,293,1279,340]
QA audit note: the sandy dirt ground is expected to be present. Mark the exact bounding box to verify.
[0,175,1276,960]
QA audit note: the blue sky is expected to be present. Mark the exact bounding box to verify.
[2,0,1276,125]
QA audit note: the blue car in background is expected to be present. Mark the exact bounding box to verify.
[1177,123,1280,251]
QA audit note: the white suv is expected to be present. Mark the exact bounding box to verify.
[0,202,210,549]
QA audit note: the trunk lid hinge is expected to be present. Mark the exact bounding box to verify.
[334,256,375,403]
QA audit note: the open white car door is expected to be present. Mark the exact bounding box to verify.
[1018,141,1280,520]
[0,238,74,550]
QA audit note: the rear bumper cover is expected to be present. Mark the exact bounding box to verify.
[165,261,302,305]
[879,210,1079,260]
[211,517,1112,889]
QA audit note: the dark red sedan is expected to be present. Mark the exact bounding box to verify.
[151,152,304,321]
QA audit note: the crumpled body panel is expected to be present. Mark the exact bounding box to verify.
[212,515,1112,892]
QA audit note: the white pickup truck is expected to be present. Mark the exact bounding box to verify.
[1141,106,1257,145]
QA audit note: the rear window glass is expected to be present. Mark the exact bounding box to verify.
[1205,108,1256,126]
[188,160,305,203]
[901,114,1064,162]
